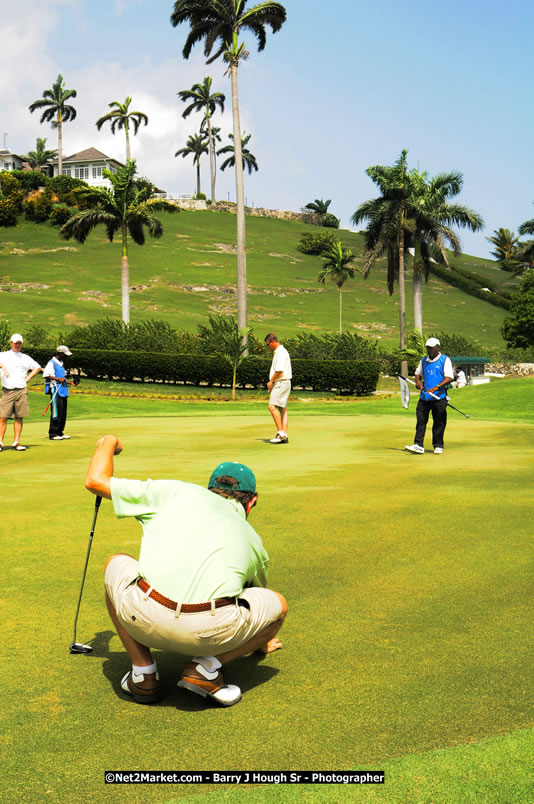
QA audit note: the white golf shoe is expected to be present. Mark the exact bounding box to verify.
[405,444,424,454]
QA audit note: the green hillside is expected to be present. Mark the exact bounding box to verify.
[0,211,512,350]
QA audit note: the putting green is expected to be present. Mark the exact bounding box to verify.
[2,410,532,802]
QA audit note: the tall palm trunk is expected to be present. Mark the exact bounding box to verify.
[121,224,130,324]
[195,158,201,195]
[57,111,63,175]
[339,287,343,334]
[399,226,408,377]
[206,114,216,202]
[230,58,248,344]
[125,121,131,162]
[413,233,424,334]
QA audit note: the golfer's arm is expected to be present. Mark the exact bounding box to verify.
[270,371,283,383]
[26,366,42,383]
[85,435,121,500]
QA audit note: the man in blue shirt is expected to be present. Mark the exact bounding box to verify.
[43,346,75,440]
[405,338,454,454]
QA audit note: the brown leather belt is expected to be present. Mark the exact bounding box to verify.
[137,578,236,613]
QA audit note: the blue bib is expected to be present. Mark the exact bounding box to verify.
[421,354,447,400]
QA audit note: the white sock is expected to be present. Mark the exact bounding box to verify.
[133,662,157,676]
[193,655,221,673]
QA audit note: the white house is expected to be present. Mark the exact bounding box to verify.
[0,149,25,171]
[51,147,124,187]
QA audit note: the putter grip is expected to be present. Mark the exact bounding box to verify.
[95,496,102,509]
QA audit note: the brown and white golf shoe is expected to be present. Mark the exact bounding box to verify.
[177,662,242,706]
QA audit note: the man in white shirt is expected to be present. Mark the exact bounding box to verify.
[265,332,292,444]
[0,334,41,451]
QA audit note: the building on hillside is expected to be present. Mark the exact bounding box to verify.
[51,147,124,187]
[0,149,25,171]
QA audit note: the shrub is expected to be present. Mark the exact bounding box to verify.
[27,348,380,394]
[23,189,54,222]
[321,212,340,229]
[0,172,21,196]
[49,205,75,227]
[428,263,512,310]
[193,192,207,200]
[297,230,338,255]
[0,197,18,227]
[49,174,88,205]
[9,170,49,191]
[501,271,534,348]
[0,320,12,350]
[23,325,57,349]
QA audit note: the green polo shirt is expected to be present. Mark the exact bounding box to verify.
[110,477,269,602]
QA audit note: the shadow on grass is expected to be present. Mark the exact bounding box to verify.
[89,630,279,711]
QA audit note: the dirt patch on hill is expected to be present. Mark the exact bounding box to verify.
[8,247,78,255]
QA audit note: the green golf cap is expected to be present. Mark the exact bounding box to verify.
[208,461,257,493]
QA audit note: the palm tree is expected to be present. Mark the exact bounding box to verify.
[317,241,359,334]
[170,0,287,340]
[178,77,225,202]
[304,198,331,214]
[486,228,520,272]
[29,74,77,175]
[203,123,222,173]
[23,137,57,171]
[407,170,484,331]
[96,97,149,162]
[351,150,413,371]
[175,133,209,195]
[59,160,178,324]
[519,208,534,238]
[217,132,258,174]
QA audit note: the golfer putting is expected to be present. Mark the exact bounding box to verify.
[85,434,287,706]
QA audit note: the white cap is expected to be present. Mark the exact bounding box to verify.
[10,333,23,343]
[425,337,440,347]
[56,345,72,356]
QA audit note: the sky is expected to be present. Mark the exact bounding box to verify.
[1,0,533,258]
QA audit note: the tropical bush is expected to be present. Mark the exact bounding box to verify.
[501,270,534,348]
[23,190,54,222]
[0,197,18,227]
[8,169,49,191]
[193,192,207,200]
[0,171,21,196]
[321,212,340,228]
[297,230,339,255]
[0,320,12,349]
[49,205,75,227]
[49,174,88,205]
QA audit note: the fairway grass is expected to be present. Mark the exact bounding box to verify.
[2,399,532,802]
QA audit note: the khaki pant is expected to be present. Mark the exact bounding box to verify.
[105,554,283,656]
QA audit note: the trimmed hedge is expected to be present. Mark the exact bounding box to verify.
[30,348,380,395]
[429,263,512,310]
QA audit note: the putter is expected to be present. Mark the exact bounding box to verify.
[396,374,470,418]
[70,495,102,654]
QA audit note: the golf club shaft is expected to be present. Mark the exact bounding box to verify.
[396,374,470,418]
[42,384,60,416]
[72,496,102,645]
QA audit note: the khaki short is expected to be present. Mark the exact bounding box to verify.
[269,379,291,408]
[0,388,29,419]
[105,554,283,656]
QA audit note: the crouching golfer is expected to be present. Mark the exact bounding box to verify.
[85,434,287,707]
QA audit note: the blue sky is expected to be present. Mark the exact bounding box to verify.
[2,0,532,258]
